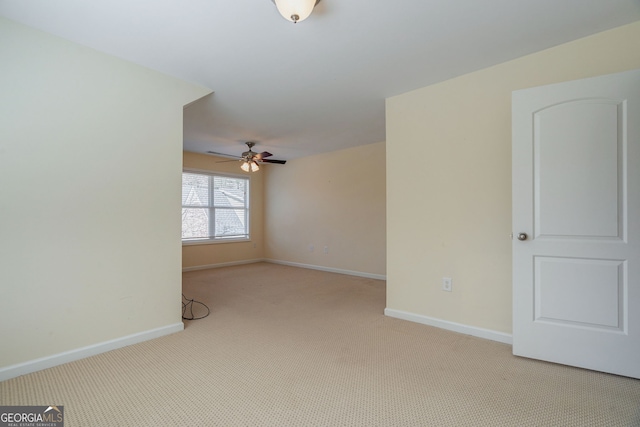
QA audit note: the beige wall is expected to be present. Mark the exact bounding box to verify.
[182,151,265,269]
[386,21,640,334]
[264,142,386,277]
[0,18,209,369]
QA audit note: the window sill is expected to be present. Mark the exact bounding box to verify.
[182,237,250,246]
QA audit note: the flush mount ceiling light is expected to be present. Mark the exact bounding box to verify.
[272,0,321,23]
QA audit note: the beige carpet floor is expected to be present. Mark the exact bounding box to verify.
[1,262,639,426]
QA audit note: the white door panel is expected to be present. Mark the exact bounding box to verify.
[534,257,624,329]
[512,69,640,379]
[535,100,622,239]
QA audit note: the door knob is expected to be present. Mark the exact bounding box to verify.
[517,233,528,241]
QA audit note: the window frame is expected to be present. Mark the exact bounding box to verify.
[181,168,251,246]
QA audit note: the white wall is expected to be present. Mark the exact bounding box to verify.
[0,18,209,370]
[386,21,640,335]
[264,142,386,278]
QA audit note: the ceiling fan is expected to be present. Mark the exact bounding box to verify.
[207,142,286,172]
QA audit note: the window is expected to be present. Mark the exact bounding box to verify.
[182,171,249,242]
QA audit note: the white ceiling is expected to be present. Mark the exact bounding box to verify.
[2,0,639,160]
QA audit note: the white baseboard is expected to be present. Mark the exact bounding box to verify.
[182,258,265,272]
[0,323,184,382]
[264,259,386,281]
[384,308,512,345]
[182,258,386,281]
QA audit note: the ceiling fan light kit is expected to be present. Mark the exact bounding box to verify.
[273,0,320,23]
[241,160,260,172]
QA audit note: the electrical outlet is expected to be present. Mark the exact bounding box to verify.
[323,246,329,254]
[309,244,314,252]
[442,277,453,292]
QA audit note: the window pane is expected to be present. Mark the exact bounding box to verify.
[182,208,209,239]
[182,172,249,241]
[182,173,209,206]
[213,176,246,207]
[215,208,247,237]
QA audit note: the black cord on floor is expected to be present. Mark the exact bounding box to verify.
[182,293,210,320]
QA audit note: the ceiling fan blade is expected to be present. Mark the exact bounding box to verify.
[261,159,286,164]
[255,151,273,160]
[206,150,242,159]
[215,159,241,163]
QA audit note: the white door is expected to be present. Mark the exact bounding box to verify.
[512,69,640,379]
